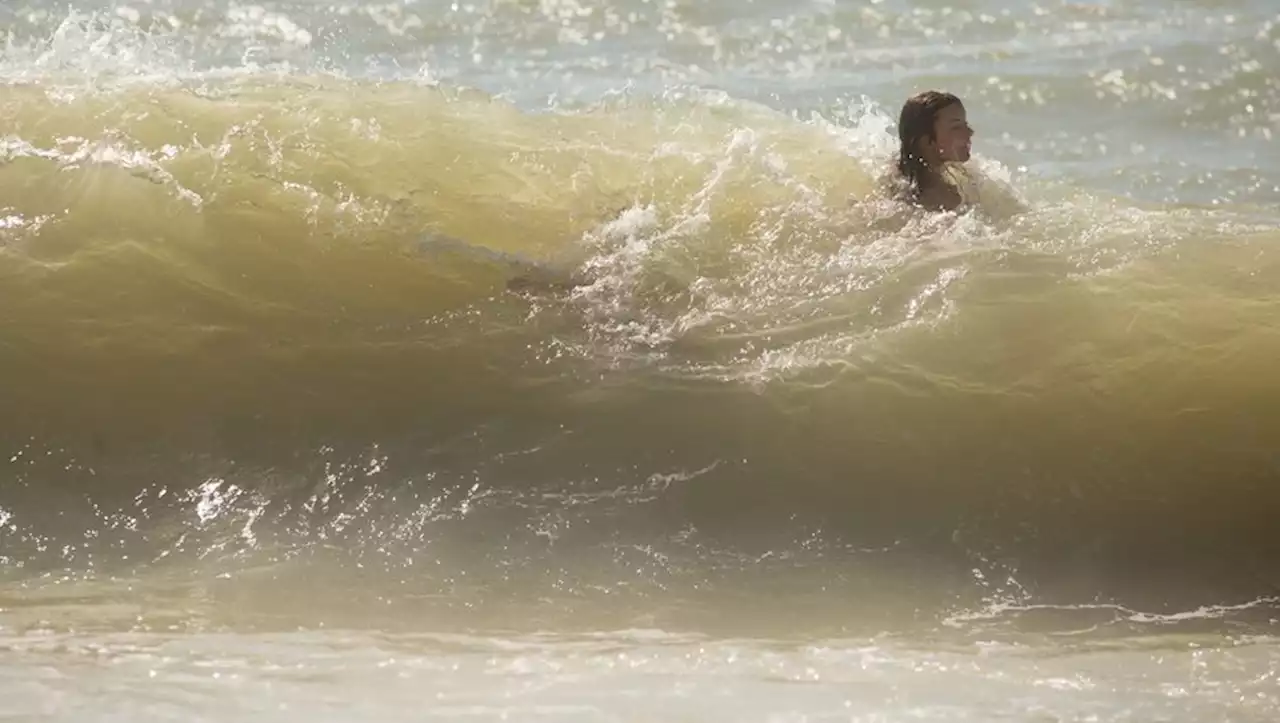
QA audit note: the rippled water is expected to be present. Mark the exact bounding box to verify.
[5,628,1278,721]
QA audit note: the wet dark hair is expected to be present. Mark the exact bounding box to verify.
[896,90,963,199]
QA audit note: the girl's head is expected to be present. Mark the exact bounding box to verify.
[896,91,973,191]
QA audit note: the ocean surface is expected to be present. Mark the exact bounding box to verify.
[1,0,1278,720]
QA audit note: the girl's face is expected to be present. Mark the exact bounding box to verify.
[923,102,973,164]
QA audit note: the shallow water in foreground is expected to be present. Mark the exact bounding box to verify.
[4,627,1277,722]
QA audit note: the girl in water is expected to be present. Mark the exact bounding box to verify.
[890,90,975,212]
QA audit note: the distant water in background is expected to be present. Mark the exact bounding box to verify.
[1,0,1278,720]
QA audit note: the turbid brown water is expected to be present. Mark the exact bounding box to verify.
[2,0,1278,720]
